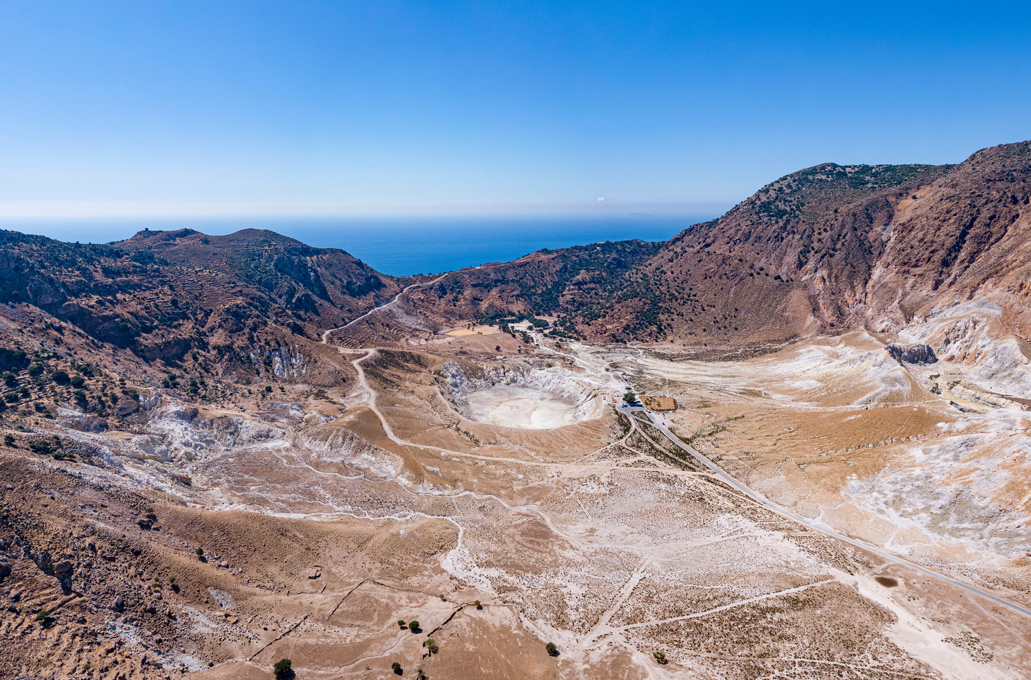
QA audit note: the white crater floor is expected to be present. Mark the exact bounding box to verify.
[442,361,609,429]
[465,385,584,429]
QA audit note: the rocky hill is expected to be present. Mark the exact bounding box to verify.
[404,239,662,332]
[410,140,1031,350]
[0,228,405,362]
[2,140,1030,361]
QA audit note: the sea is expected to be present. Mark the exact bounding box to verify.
[3,215,718,276]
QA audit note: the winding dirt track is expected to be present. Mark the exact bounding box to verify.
[321,274,448,344]
[319,288,1031,656]
[618,403,1031,621]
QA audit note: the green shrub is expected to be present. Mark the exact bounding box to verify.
[545,642,558,656]
[28,440,55,455]
[70,375,85,388]
[52,370,70,385]
[273,658,292,678]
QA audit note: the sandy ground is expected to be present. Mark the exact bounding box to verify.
[446,325,501,337]
[8,315,1031,679]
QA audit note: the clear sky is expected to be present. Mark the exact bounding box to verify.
[1,1,1029,219]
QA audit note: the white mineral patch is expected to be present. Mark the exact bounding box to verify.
[466,385,583,429]
[442,361,606,429]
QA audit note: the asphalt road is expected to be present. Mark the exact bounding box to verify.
[616,402,1031,621]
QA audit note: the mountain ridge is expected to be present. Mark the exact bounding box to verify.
[2,139,1029,357]
[406,140,1031,349]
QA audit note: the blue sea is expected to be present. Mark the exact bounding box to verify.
[3,215,717,276]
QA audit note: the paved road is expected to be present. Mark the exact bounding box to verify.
[617,403,1031,621]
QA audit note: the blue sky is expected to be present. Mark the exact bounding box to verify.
[1,1,1029,218]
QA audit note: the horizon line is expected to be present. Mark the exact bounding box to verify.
[0,201,735,221]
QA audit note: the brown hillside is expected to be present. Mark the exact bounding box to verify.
[412,140,1031,348]
[0,228,405,362]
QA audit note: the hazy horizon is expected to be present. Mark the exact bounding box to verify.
[0,213,718,276]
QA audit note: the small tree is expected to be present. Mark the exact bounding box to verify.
[397,619,407,628]
[391,661,402,674]
[3,434,14,447]
[28,439,54,455]
[35,609,51,623]
[195,547,204,557]
[545,642,558,656]
[423,638,438,654]
[623,391,636,404]
[653,651,667,664]
[273,658,292,678]
[473,599,481,609]
[408,619,419,632]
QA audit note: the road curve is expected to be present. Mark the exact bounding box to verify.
[321,273,448,345]
[617,403,1031,621]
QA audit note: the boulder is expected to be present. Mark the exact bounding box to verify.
[885,343,938,365]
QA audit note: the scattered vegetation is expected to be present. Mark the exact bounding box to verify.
[273,658,293,678]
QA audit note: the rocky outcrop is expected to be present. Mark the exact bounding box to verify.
[885,343,938,365]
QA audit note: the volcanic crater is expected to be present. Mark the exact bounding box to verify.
[440,360,607,429]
